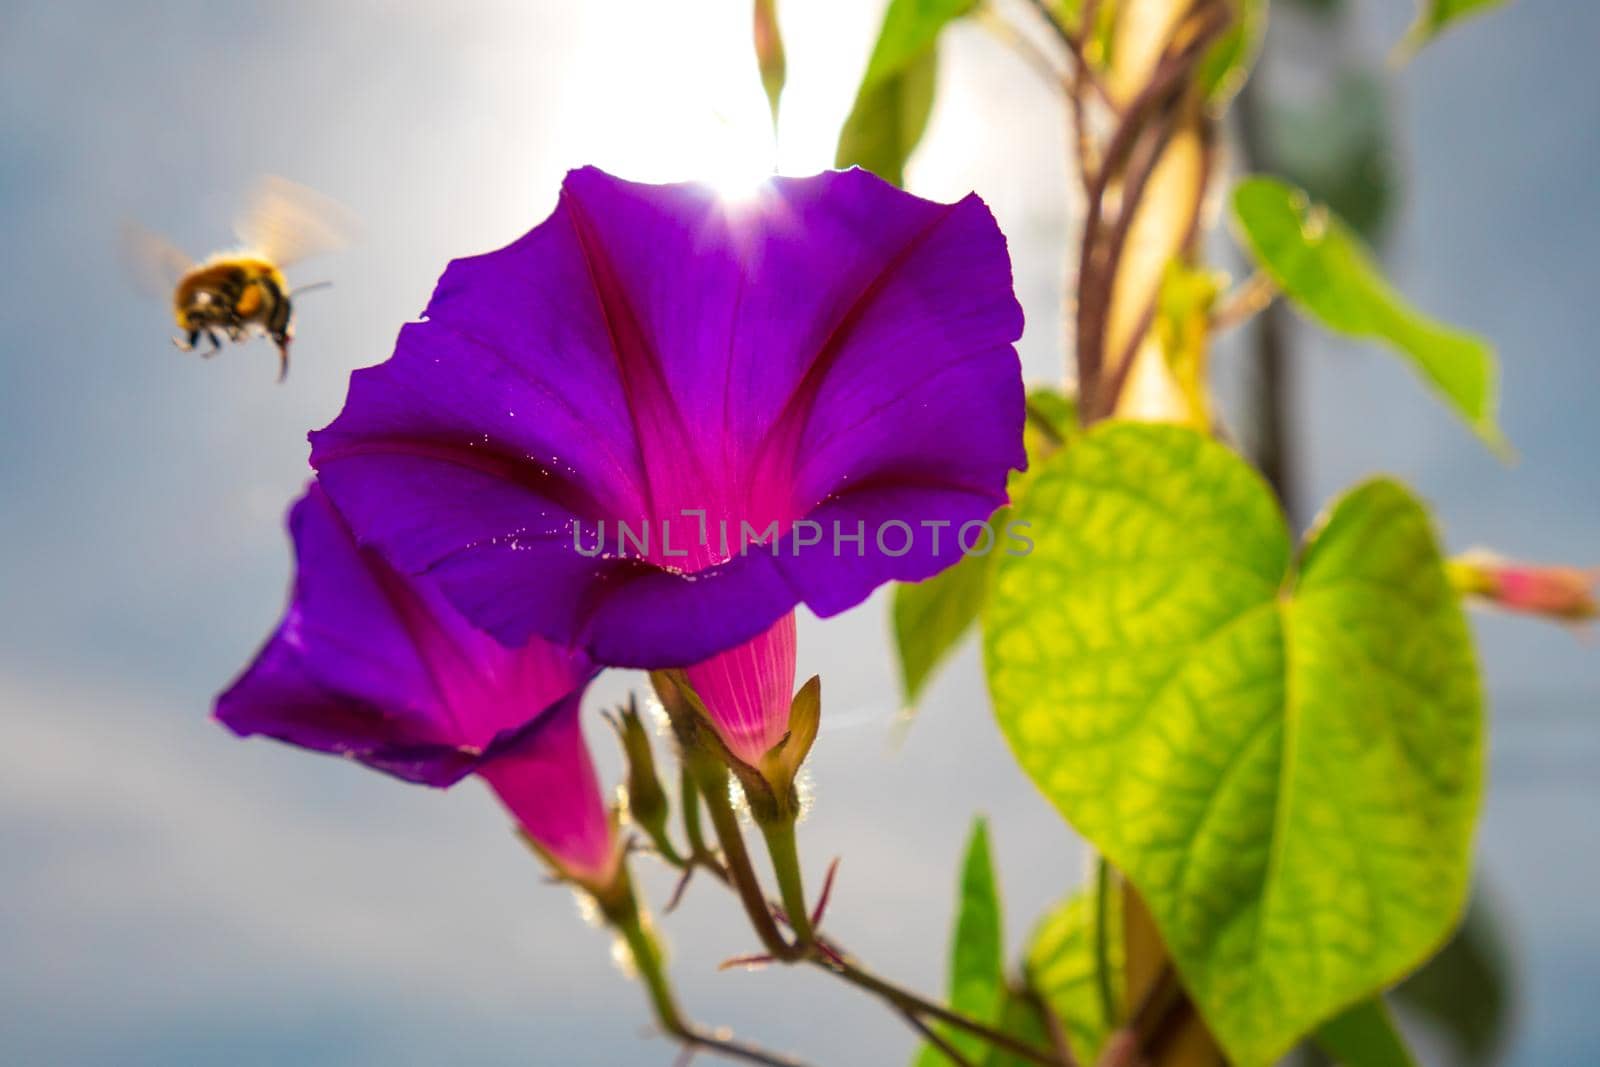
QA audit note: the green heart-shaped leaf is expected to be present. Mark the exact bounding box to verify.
[985,423,1483,1066]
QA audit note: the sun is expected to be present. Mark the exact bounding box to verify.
[705,122,779,208]
[709,163,774,207]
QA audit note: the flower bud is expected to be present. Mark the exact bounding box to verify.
[753,0,786,126]
[649,667,819,825]
[683,613,798,768]
[609,696,672,849]
[1449,550,1598,624]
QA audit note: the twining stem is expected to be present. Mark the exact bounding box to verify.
[1074,0,1231,418]
[1021,0,1120,111]
[979,4,1070,92]
[982,1,1236,1062]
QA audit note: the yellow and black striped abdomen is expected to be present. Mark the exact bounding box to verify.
[172,256,289,331]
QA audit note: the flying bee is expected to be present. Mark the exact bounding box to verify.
[123,176,351,381]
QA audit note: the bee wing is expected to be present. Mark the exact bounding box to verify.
[120,222,193,298]
[234,175,355,268]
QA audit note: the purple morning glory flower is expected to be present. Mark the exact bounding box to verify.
[216,485,617,884]
[311,166,1025,766]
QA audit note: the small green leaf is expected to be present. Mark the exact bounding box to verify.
[1198,0,1268,107]
[1231,176,1504,449]
[1026,879,1125,1064]
[1316,998,1417,1067]
[1392,889,1512,1065]
[915,818,1006,1066]
[1399,0,1510,59]
[948,821,1005,1036]
[752,0,786,129]
[985,423,1483,1066]
[1023,387,1079,446]
[895,543,996,705]
[835,0,976,186]
[892,388,1077,707]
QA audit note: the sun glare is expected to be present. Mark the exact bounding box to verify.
[706,125,779,206]
[556,0,887,210]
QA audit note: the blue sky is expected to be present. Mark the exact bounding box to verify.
[1,1,1596,1063]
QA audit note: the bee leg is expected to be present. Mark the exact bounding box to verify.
[274,336,291,382]
[204,329,223,358]
[173,330,198,353]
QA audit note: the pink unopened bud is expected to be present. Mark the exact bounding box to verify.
[1450,550,1599,624]
[682,612,798,767]
[753,0,786,126]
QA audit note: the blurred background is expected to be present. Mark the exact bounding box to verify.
[1,1,1595,1063]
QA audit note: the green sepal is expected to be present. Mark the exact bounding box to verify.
[759,674,821,803]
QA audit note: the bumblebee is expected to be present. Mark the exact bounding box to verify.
[124,177,350,381]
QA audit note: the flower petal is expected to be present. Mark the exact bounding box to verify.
[215,631,478,787]
[683,611,798,766]
[215,485,589,784]
[478,691,618,885]
[312,167,1024,668]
